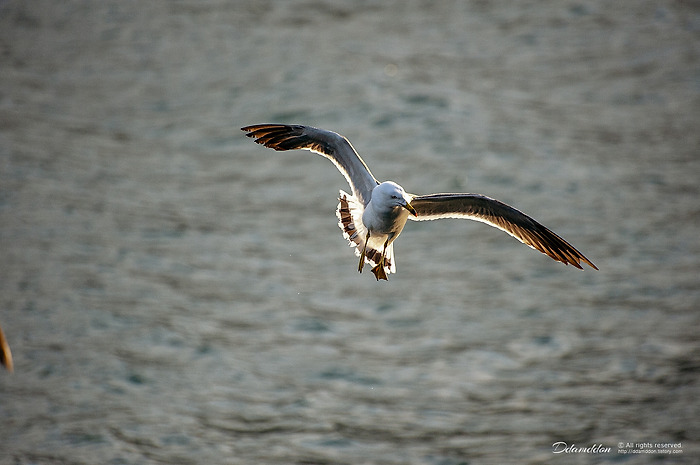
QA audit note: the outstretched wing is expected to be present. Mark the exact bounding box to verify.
[409,193,597,270]
[242,124,379,206]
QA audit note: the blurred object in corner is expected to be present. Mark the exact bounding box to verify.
[0,323,13,373]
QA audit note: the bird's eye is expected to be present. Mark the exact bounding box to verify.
[391,195,398,199]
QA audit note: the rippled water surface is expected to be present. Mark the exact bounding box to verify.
[1,1,699,464]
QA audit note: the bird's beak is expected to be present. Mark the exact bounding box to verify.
[403,201,417,217]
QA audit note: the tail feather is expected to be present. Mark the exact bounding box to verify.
[336,191,395,275]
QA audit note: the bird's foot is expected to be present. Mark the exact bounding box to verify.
[371,264,388,281]
[358,232,370,273]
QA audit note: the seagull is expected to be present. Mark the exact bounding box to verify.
[242,124,597,280]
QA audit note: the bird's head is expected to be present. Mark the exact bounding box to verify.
[374,181,417,216]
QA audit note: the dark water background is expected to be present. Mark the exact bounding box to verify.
[1,1,699,464]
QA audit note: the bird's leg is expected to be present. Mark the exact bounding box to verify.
[358,231,370,273]
[371,238,390,281]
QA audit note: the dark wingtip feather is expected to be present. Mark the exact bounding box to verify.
[241,124,309,152]
[580,257,598,271]
[524,221,598,270]
[242,125,283,149]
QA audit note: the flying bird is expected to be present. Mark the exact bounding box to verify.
[242,124,597,280]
